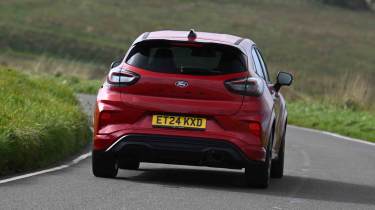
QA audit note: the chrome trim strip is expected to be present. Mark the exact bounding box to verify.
[105,135,128,152]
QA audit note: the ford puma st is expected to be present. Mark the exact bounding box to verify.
[92,30,293,188]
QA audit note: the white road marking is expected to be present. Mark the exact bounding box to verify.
[288,198,305,204]
[0,127,94,185]
[0,125,372,185]
[0,165,69,184]
[300,149,311,173]
[72,152,92,164]
[0,152,92,185]
[286,148,310,202]
[288,125,375,146]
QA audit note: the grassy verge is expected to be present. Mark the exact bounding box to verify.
[0,0,374,107]
[0,68,90,176]
[288,100,375,142]
[56,75,102,95]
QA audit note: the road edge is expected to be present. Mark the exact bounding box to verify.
[288,125,375,146]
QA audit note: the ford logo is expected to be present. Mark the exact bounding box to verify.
[175,80,189,88]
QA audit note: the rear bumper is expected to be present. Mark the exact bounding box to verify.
[97,134,265,169]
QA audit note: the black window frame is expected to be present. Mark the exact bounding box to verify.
[250,46,265,79]
[124,40,248,75]
[255,47,271,83]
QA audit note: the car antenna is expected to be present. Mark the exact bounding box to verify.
[188,29,197,41]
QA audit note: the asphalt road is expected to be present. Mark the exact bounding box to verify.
[0,94,374,210]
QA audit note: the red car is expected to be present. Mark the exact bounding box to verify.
[92,30,293,188]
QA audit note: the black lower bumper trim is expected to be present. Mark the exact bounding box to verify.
[105,134,255,169]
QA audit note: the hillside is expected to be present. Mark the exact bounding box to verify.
[0,0,374,109]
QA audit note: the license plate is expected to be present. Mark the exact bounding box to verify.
[152,115,206,130]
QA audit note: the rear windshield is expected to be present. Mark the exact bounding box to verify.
[125,41,246,75]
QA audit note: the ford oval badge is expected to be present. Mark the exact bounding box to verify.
[175,80,189,88]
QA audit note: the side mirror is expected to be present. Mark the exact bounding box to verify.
[274,71,293,92]
[110,58,123,69]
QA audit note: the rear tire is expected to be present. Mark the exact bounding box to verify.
[245,161,270,188]
[271,126,286,178]
[92,151,118,178]
[271,138,284,178]
[245,132,273,188]
[118,159,140,170]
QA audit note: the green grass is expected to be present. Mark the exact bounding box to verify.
[36,74,103,95]
[0,0,374,108]
[56,75,103,95]
[0,68,90,176]
[288,100,375,141]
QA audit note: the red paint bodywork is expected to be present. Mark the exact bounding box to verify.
[93,30,288,164]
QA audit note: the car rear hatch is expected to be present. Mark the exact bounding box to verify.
[117,40,248,116]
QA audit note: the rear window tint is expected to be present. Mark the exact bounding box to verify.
[126,41,246,75]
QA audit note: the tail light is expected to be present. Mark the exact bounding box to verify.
[249,121,262,138]
[107,68,140,86]
[93,104,100,134]
[93,106,113,134]
[224,77,264,96]
[97,111,113,131]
